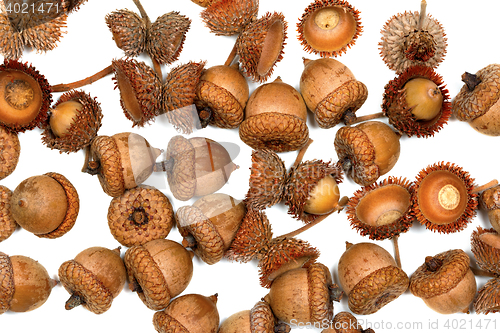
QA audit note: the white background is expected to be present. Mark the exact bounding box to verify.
[1,0,500,332]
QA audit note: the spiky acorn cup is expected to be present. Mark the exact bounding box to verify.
[471,227,500,277]
[218,300,286,333]
[0,126,20,180]
[124,239,194,310]
[41,90,103,153]
[297,0,362,57]
[382,65,451,137]
[235,12,287,82]
[190,0,217,7]
[480,185,500,233]
[82,132,161,197]
[379,0,447,74]
[413,162,477,234]
[300,58,368,128]
[201,0,258,36]
[452,64,500,136]
[0,186,17,242]
[475,278,500,314]
[0,60,52,133]
[64,0,89,13]
[112,58,163,127]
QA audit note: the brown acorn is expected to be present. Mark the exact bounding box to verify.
[239,77,309,153]
[452,64,500,136]
[474,278,500,314]
[218,300,282,333]
[107,185,174,247]
[59,246,127,314]
[300,58,368,128]
[346,176,414,240]
[413,162,477,233]
[161,136,238,201]
[194,63,249,129]
[322,311,375,333]
[0,186,17,243]
[201,0,259,36]
[10,172,79,239]
[0,126,20,180]
[105,9,147,58]
[382,65,451,137]
[334,121,401,186]
[124,239,194,310]
[410,249,476,314]
[471,227,500,277]
[0,253,57,314]
[0,60,52,133]
[380,0,447,74]
[176,193,246,264]
[153,293,220,333]
[82,132,161,197]
[297,0,362,58]
[480,184,500,233]
[236,12,287,82]
[338,242,409,315]
[41,90,103,153]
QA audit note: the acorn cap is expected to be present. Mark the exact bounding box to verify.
[0,60,52,133]
[58,259,114,314]
[0,14,23,60]
[413,162,477,234]
[42,90,103,153]
[346,176,414,240]
[0,127,20,180]
[201,0,258,36]
[112,58,162,127]
[250,301,276,333]
[285,160,343,223]
[0,186,17,243]
[64,0,89,13]
[236,12,287,82]
[382,65,451,138]
[0,252,14,314]
[471,227,500,276]
[410,249,470,299]
[106,9,147,57]
[474,278,500,314]
[480,184,500,211]
[107,185,174,247]
[164,135,197,201]
[297,0,362,58]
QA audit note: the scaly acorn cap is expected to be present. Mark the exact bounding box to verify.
[285,160,343,223]
[105,9,147,58]
[41,90,103,153]
[0,126,20,180]
[107,185,174,247]
[0,252,14,314]
[382,65,451,138]
[250,301,276,333]
[201,0,259,36]
[245,149,287,210]
[346,176,414,240]
[471,227,500,276]
[474,278,500,314]
[0,60,52,133]
[236,12,287,82]
[0,186,17,243]
[112,58,163,127]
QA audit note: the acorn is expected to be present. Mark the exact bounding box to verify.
[218,300,282,333]
[176,193,246,265]
[346,176,414,240]
[112,58,163,127]
[334,121,401,186]
[300,58,368,128]
[410,249,476,314]
[380,0,447,74]
[471,227,500,277]
[82,132,161,197]
[338,242,409,315]
[161,135,238,201]
[105,9,146,58]
[452,64,500,136]
[124,239,194,310]
[10,172,79,239]
[41,90,103,153]
[382,65,451,137]
[474,278,500,314]
[413,161,477,233]
[235,12,287,82]
[322,311,375,333]
[201,0,259,36]
[297,0,362,58]
[239,77,309,153]
[194,63,249,129]
[58,246,127,314]
[480,184,500,233]
[0,126,20,180]
[0,253,57,314]
[107,185,174,247]
[0,60,52,133]
[153,293,220,333]
[0,186,17,242]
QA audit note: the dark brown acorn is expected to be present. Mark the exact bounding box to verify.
[201,0,259,36]
[0,126,20,180]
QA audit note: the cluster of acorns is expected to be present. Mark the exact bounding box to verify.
[2,0,500,332]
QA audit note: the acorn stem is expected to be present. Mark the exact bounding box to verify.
[51,65,114,93]
[278,207,344,239]
[473,179,499,193]
[151,57,163,82]
[292,138,313,168]
[133,0,151,25]
[81,146,100,175]
[344,111,385,126]
[462,72,482,91]
[65,293,84,310]
[418,0,427,30]
[424,256,443,272]
[224,41,238,67]
[329,283,344,302]
[470,266,497,278]
[182,234,197,249]
[393,235,402,269]
[153,158,174,173]
[197,107,213,129]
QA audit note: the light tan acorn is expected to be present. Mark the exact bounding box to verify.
[0,186,17,243]
[410,249,476,314]
[201,0,259,36]
[322,311,375,333]
[0,126,20,180]
[474,278,500,314]
[82,132,161,197]
[480,184,500,233]
[124,239,194,310]
[218,300,286,333]
[471,227,500,277]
